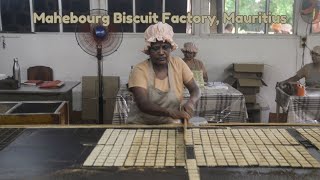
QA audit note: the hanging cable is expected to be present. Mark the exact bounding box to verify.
[2,36,5,49]
[301,23,310,67]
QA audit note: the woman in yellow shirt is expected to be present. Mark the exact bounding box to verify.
[127,22,200,125]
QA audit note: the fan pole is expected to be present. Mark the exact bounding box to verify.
[97,45,104,124]
[75,11,123,124]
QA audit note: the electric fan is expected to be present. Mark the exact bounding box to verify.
[300,0,320,24]
[75,9,123,124]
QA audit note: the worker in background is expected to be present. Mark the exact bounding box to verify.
[279,46,320,88]
[181,42,208,83]
[271,23,282,34]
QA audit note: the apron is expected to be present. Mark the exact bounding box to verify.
[127,59,181,125]
[192,70,205,87]
[188,59,205,87]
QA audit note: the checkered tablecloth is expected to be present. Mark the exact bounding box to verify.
[112,84,248,124]
[276,87,320,123]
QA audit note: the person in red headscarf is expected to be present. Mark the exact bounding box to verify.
[271,23,282,34]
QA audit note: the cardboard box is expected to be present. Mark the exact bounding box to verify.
[246,103,261,110]
[82,76,120,124]
[231,63,264,73]
[244,95,256,104]
[224,76,266,94]
[225,63,263,74]
[238,79,266,87]
[232,72,262,79]
[224,63,267,95]
[238,87,260,95]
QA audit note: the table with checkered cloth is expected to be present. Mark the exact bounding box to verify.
[276,87,320,123]
[112,84,248,124]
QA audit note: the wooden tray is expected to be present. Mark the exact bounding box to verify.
[0,101,69,125]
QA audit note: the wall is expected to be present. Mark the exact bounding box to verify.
[0,0,319,114]
[0,33,308,112]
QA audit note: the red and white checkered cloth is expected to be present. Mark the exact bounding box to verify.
[113,84,247,124]
[276,87,320,123]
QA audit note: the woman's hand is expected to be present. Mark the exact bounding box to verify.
[167,109,191,120]
[183,101,195,117]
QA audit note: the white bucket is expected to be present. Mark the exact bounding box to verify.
[257,95,270,123]
[0,74,6,80]
[260,105,270,123]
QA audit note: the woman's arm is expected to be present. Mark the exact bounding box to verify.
[203,71,209,83]
[279,65,307,86]
[279,75,302,87]
[282,75,301,83]
[199,61,208,82]
[183,79,201,116]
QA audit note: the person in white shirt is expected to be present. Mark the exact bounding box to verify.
[224,23,234,34]
[281,24,292,34]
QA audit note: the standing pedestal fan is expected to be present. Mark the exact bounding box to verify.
[75,9,123,124]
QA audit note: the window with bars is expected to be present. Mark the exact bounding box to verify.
[0,0,302,34]
[108,0,133,32]
[210,0,295,34]
[62,0,90,32]
[34,0,59,32]
[1,0,31,33]
[0,0,89,33]
[0,0,190,33]
[107,0,191,33]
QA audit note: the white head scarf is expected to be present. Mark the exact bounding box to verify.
[143,22,178,54]
[313,46,320,54]
[181,42,198,53]
[281,24,292,33]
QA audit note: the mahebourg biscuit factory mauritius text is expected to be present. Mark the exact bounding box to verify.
[33,12,288,26]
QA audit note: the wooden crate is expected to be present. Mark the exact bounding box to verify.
[0,101,69,125]
[82,76,120,124]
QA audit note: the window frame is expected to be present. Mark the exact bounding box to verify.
[216,0,296,35]
[0,0,33,33]
[0,0,192,34]
[0,0,92,33]
[105,0,192,34]
[0,0,306,36]
[0,4,2,31]
[32,0,60,32]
